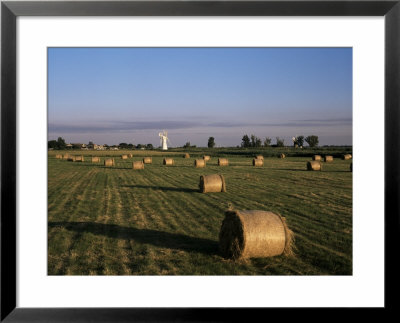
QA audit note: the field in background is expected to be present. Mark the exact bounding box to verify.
[48,148,352,275]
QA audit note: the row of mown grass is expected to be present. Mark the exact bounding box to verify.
[48,152,352,275]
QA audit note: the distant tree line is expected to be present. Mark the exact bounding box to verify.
[241,134,319,148]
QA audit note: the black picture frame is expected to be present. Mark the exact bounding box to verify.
[1,0,399,321]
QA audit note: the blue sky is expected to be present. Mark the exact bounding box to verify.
[48,47,352,147]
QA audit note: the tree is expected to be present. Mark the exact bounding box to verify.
[48,140,57,149]
[296,136,304,147]
[183,142,191,148]
[263,137,272,147]
[208,137,215,148]
[56,137,66,150]
[241,134,250,147]
[305,135,319,147]
[255,137,262,147]
[276,137,284,147]
[146,143,153,150]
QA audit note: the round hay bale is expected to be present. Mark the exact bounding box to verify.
[184,153,190,158]
[74,155,84,162]
[194,159,206,168]
[163,158,174,165]
[133,161,144,169]
[307,161,322,171]
[218,158,229,166]
[199,174,226,193]
[128,154,133,158]
[91,157,100,163]
[55,154,63,159]
[219,210,294,259]
[324,155,333,162]
[279,153,286,159]
[312,155,322,161]
[350,162,352,172]
[63,154,70,160]
[143,157,152,164]
[121,154,128,160]
[253,158,263,167]
[104,158,115,167]
[342,154,352,160]
[75,155,85,162]
[67,156,75,162]
[255,155,264,160]
[203,155,211,161]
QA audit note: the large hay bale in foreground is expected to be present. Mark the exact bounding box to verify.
[194,159,206,168]
[219,210,294,259]
[342,154,352,160]
[91,157,100,163]
[74,155,84,162]
[255,155,264,160]
[199,174,226,193]
[163,158,174,166]
[104,158,115,167]
[253,158,263,167]
[312,155,322,161]
[279,153,286,159]
[324,155,333,162]
[307,161,322,171]
[218,158,229,166]
[203,155,211,161]
[184,153,190,158]
[121,155,128,160]
[143,157,152,164]
[133,161,144,169]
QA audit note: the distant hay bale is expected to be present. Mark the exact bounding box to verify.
[194,159,206,168]
[55,154,62,159]
[312,155,322,161]
[163,158,174,166]
[203,155,211,161]
[184,153,190,158]
[219,210,294,259]
[279,153,286,159]
[104,158,115,167]
[253,158,263,167]
[342,154,352,160]
[143,157,152,164]
[350,163,352,172]
[133,161,144,169]
[324,155,333,162]
[63,154,70,160]
[67,156,75,162]
[121,155,128,160]
[199,174,226,193]
[74,155,84,162]
[255,155,264,160]
[307,161,322,171]
[128,154,133,158]
[218,158,229,166]
[91,157,100,163]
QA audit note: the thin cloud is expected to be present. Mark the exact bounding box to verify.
[49,120,201,133]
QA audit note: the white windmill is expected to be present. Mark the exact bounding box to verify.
[159,130,169,150]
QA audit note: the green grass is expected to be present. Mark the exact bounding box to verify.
[48,149,352,275]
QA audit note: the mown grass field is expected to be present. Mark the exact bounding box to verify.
[48,148,352,275]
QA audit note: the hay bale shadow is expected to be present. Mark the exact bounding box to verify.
[121,184,198,193]
[49,221,218,256]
